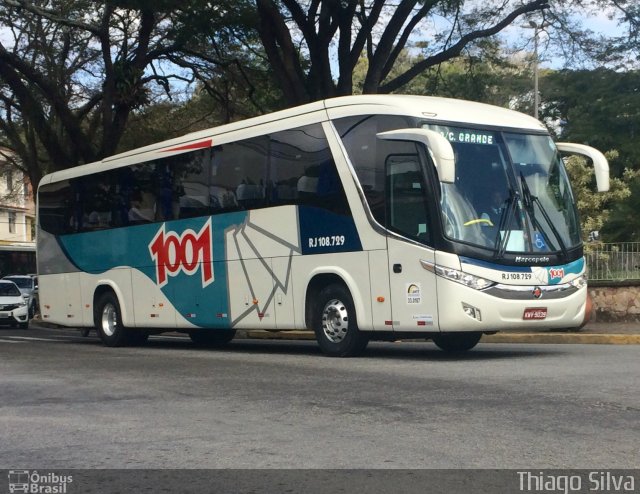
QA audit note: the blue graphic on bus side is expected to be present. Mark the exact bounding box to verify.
[544,257,585,285]
[56,207,362,328]
[299,207,362,254]
[59,212,246,328]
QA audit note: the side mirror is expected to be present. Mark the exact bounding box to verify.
[556,142,610,192]
[377,129,455,183]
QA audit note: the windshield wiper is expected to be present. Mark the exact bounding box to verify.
[494,186,517,259]
[519,172,568,259]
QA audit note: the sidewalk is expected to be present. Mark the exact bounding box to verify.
[580,320,640,334]
[482,320,640,344]
[245,320,640,345]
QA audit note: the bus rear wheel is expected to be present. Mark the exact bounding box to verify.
[432,332,482,353]
[189,329,236,347]
[95,292,144,347]
[313,284,369,357]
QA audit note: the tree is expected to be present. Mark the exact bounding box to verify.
[601,174,640,242]
[0,0,273,188]
[540,69,640,176]
[564,152,638,242]
[539,69,640,242]
[254,0,552,106]
[592,0,639,68]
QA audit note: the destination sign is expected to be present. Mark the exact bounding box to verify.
[424,125,496,146]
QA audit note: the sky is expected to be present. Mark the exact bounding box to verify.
[503,7,629,69]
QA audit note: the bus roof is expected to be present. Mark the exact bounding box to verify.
[39,95,547,186]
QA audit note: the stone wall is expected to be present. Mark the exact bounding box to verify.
[588,282,640,322]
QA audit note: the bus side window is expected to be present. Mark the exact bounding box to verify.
[166,150,208,220]
[76,175,117,231]
[210,138,268,212]
[296,168,319,206]
[269,123,350,215]
[39,180,74,235]
[333,114,413,225]
[386,152,431,243]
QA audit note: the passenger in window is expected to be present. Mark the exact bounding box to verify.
[210,185,238,212]
[480,190,506,226]
[128,190,155,223]
[297,166,319,206]
[236,180,264,209]
[155,165,183,221]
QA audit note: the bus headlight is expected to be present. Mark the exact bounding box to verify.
[569,274,587,289]
[434,265,495,290]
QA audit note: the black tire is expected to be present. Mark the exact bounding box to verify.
[95,291,133,347]
[189,329,236,347]
[313,283,369,357]
[432,332,482,353]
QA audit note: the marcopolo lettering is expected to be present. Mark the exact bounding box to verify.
[515,256,550,263]
[149,219,214,287]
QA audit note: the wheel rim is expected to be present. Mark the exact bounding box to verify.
[101,302,118,337]
[321,298,349,343]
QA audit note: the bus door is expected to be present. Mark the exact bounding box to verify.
[385,155,439,332]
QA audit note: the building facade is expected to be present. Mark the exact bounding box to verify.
[0,152,35,246]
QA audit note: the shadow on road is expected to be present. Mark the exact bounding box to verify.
[15,326,569,361]
[68,333,565,361]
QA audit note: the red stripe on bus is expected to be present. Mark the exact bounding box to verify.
[162,139,212,152]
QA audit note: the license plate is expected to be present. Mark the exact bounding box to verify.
[523,307,547,320]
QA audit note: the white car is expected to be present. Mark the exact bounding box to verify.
[0,280,30,329]
[3,275,38,317]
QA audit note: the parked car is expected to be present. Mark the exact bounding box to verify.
[0,280,30,329]
[2,275,38,318]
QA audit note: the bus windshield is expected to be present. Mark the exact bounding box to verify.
[423,124,581,256]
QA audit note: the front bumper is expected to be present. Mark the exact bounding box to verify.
[437,278,588,332]
[0,306,29,326]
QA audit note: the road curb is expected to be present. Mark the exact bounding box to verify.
[482,333,640,345]
[245,330,640,345]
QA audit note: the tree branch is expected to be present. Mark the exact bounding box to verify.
[380,0,550,93]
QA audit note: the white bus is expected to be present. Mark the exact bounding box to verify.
[36,95,609,356]
[0,244,36,277]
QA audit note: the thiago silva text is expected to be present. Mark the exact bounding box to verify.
[518,471,636,494]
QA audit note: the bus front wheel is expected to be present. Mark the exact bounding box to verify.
[432,332,482,353]
[95,292,145,347]
[313,284,369,357]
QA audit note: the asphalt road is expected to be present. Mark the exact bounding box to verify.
[0,325,638,470]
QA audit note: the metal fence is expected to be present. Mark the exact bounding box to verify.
[585,242,640,281]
